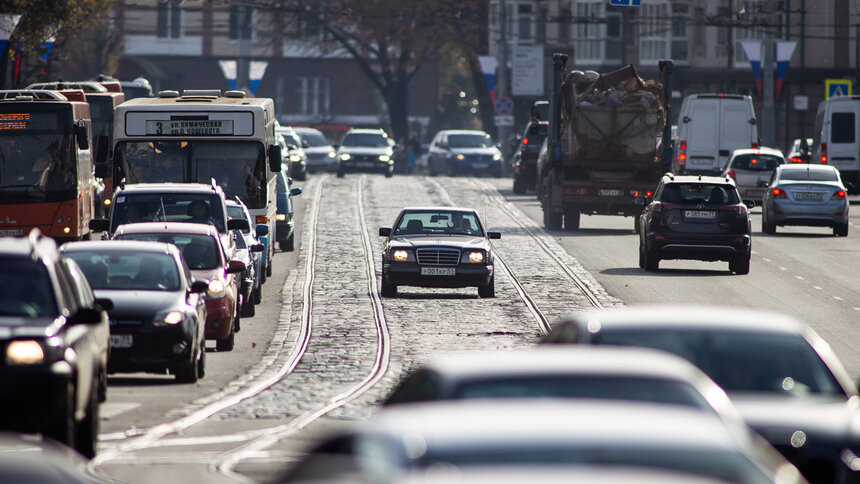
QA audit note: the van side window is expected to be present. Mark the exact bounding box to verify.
[831,112,855,143]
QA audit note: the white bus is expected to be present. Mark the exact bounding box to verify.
[102,89,282,274]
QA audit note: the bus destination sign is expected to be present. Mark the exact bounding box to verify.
[0,112,61,131]
[145,119,234,136]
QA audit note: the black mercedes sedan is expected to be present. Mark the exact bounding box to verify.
[60,240,209,383]
[379,207,500,298]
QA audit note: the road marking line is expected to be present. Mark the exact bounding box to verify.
[779,266,788,271]
[834,296,844,301]
[100,402,141,420]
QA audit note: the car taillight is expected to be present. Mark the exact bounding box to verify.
[719,204,747,215]
[652,202,681,213]
[789,156,802,163]
[633,190,653,197]
[727,169,736,181]
[832,189,846,199]
[772,188,787,199]
[522,137,528,145]
[678,140,687,169]
[751,142,759,149]
[821,142,827,163]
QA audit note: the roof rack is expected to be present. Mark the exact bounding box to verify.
[0,90,67,101]
[27,228,43,260]
[224,90,246,98]
[26,81,107,93]
[157,90,180,98]
[182,89,221,97]
[663,172,674,181]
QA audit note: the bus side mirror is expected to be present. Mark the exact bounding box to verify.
[289,187,302,197]
[74,123,89,150]
[268,145,282,173]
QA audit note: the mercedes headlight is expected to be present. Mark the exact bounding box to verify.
[379,155,391,162]
[463,251,485,263]
[393,249,410,262]
[207,279,227,299]
[155,310,183,326]
[456,154,465,160]
[340,153,351,161]
[6,340,45,365]
[328,151,336,158]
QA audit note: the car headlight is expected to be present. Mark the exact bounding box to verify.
[276,213,287,221]
[207,279,227,299]
[493,153,502,161]
[379,155,391,162]
[463,251,485,263]
[340,153,351,161]
[155,310,183,326]
[328,151,336,158]
[456,154,465,160]
[6,340,45,365]
[393,249,410,262]
[290,154,302,162]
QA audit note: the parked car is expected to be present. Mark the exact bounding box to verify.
[673,93,759,175]
[543,304,860,484]
[761,164,849,236]
[60,240,208,382]
[279,399,802,484]
[293,127,337,173]
[427,129,503,177]
[0,230,111,457]
[379,207,500,298]
[722,147,786,205]
[336,128,395,177]
[511,121,548,194]
[113,222,245,352]
[226,197,265,310]
[787,138,813,163]
[812,96,860,192]
[636,173,751,274]
[275,168,302,251]
[277,124,308,181]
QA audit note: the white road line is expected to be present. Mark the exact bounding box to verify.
[100,402,141,420]
[779,266,788,271]
[814,286,823,290]
[834,296,844,301]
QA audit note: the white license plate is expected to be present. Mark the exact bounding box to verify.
[684,210,716,219]
[0,229,23,236]
[472,163,489,169]
[421,267,456,276]
[110,334,133,349]
[689,158,713,166]
[795,192,822,201]
[834,159,855,166]
[598,189,622,196]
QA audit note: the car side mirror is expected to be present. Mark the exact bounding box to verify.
[70,307,104,325]
[757,180,768,188]
[255,224,269,236]
[268,145,282,172]
[289,187,302,197]
[379,227,392,237]
[301,139,309,148]
[682,116,691,123]
[95,297,113,312]
[190,280,209,293]
[487,231,501,239]
[226,260,246,274]
[228,218,250,232]
[74,122,89,150]
[250,243,264,253]
[89,218,110,232]
[633,196,647,206]
[749,118,757,125]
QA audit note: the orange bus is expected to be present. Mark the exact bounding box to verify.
[0,89,96,241]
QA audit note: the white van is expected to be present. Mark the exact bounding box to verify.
[672,94,759,175]
[813,96,860,193]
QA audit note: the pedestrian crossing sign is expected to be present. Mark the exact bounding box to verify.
[826,79,853,99]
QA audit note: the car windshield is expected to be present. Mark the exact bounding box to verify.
[780,169,839,182]
[298,130,330,147]
[0,258,57,317]
[342,133,388,147]
[394,210,483,236]
[115,233,220,270]
[448,133,493,148]
[233,230,247,249]
[592,330,845,397]
[112,193,226,232]
[65,251,180,291]
[454,376,711,411]
[731,154,783,171]
[660,184,739,205]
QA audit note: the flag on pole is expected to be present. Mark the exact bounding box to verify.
[478,55,497,103]
[218,60,237,91]
[741,41,762,98]
[775,41,797,98]
[249,61,268,96]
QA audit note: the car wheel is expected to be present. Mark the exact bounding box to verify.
[380,273,397,298]
[253,284,262,305]
[563,208,580,231]
[446,162,457,177]
[638,241,645,269]
[834,222,849,237]
[762,212,776,234]
[241,295,255,317]
[175,348,199,384]
[730,253,751,275]
[234,305,241,333]
[266,260,273,277]
[633,214,641,234]
[44,382,75,450]
[385,167,394,178]
[478,275,495,298]
[216,328,235,352]
[74,385,99,458]
[513,178,526,194]
[544,210,563,230]
[97,364,107,403]
[283,233,295,251]
[643,245,659,272]
[295,169,307,181]
[197,342,206,379]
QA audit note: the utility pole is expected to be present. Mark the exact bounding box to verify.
[497,0,511,175]
[237,5,251,93]
[761,0,776,147]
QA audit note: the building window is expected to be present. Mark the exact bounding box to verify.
[157,2,182,39]
[518,4,533,41]
[298,77,330,116]
[606,13,622,60]
[671,2,689,61]
[230,6,253,41]
[574,2,604,61]
[640,2,669,62]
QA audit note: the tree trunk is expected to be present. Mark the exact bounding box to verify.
[386,79,410,142]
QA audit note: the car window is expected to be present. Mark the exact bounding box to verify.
[115,234,221,270]
[342,133,388,147]
[54,261,80,316]
[779,169,839,182]
[660,184,739,205]
[447,133,493,148]
[592,330,845,396]
[730,154,783,171]
[394,211,483,236]
[63,259,95,308]
[0,257,58,317]
[65,251,181,291]
[113,193,226,232]
[298,130,330,147]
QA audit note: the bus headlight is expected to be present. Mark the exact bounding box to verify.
[7,340,45,365]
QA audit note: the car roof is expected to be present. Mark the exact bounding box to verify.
[345,128,386,135]
[438,129,492,136]
[60,239,178,256]
[417,346,712,383]
[778,163,838,172]
[557,304,808,335]
[0,230,60,262]
[113,221,219,237]
[362,399,749,452]
[731,147,784,157]
[663,174,735,186]
[400,206,479,214]
[115,182,224,196]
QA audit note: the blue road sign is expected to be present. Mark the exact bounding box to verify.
[495,96,513,115]
[609,0,641,6]
[826,79,853,99]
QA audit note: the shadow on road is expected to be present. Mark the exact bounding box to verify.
[385,292,478,300]
[601,267,734,277]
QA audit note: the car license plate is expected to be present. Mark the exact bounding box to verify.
[795,192,822,201]
[421,267,456,276]
[684,210,716,219]
[472,163,489,169]
[110,334,133,349]
[689,157,713,166]
[598,189,622,196]
[358,162,376,168]
[0,229,23,236]
[834,159,854,167]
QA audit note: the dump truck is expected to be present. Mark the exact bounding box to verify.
[539,54,674,231]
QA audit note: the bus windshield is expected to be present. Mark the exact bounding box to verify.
[0,110,76,203]
[116,140,267,209]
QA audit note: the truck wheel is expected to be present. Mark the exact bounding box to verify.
[513,178,526,194]
[563,209,580,231]
[543,210,563,230]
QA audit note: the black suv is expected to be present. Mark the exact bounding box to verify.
[511,121,548,194]
[0,230,111,457]
[637,174,751,274]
